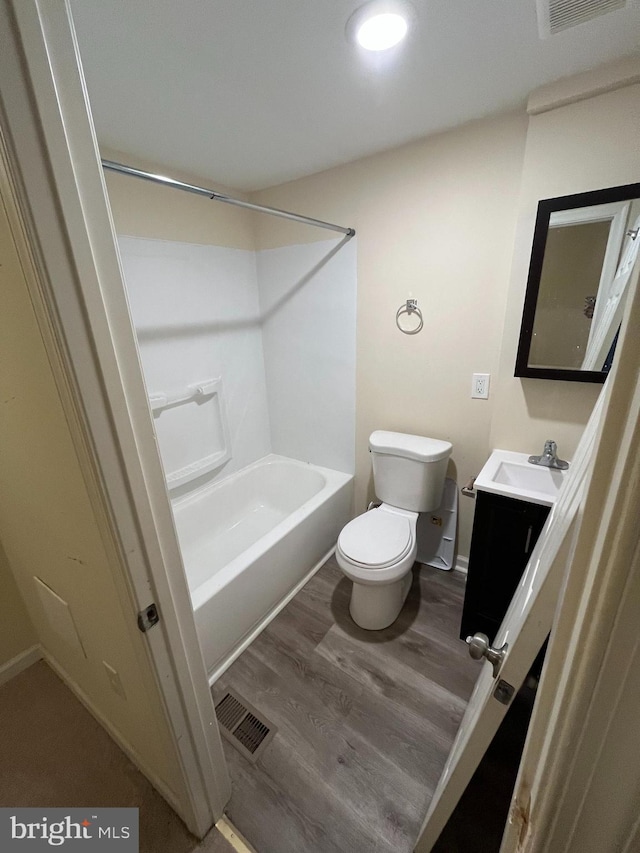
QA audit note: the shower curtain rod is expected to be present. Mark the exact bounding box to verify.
[101,160,355,237]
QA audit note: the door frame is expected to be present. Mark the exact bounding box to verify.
[0,0,230,837]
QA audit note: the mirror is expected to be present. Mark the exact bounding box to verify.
[515,182,640,383]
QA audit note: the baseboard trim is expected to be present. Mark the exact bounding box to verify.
[216,817,256,853]
[208,546,336,686]
[41,650,184,821]
[454,555,469,575]
[0,644,43,687]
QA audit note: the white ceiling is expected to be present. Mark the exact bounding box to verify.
[69,0,640,192]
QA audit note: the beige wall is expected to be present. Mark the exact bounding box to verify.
[102,147,256,249]
[0,539,36,669]
[103,116,528,558]
[253,73,640,559]
[252,112,528,556]
[101,65,640,563]
[491,81,640,456]
[0,187,186,804]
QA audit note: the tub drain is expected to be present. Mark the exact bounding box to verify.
[214,689,277,763]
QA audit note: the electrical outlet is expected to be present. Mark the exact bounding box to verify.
[472,373,490,399]
[103,660,127,700]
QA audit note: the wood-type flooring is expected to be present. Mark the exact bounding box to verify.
[213,556,478,853]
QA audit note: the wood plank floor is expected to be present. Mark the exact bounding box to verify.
[213,557,478,853]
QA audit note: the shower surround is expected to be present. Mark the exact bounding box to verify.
[119,234,356,680]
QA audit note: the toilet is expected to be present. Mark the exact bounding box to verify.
[336,430,452,630]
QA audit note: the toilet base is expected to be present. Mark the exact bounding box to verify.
[349,570,413,630]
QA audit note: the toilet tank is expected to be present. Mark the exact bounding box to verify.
[369,430,452,512]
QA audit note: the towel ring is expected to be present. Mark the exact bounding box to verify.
[396,299,424,335]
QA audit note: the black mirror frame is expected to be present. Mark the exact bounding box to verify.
[515,182,640,383]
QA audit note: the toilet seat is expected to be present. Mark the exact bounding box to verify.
[338,509,412,568]
[336,505,418,585]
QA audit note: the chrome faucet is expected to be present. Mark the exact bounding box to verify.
[528,439,569,470]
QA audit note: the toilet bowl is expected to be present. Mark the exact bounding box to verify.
[336,430,452,630]
[336,504,417,630]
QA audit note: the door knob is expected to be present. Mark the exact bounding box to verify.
[465,632,508,678]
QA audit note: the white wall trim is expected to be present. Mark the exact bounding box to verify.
[0,645,42,687]
[215,817,257,853]
[527,56,640,116]
[42,650,183,818]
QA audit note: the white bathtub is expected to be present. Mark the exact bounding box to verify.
[172,454,353,682]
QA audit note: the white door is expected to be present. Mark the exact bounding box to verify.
[414,388,606,852]
[582,215,640,370]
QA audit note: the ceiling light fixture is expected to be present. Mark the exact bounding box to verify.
[346,0,416,52]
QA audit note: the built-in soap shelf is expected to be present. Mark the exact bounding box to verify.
[149,377,231,489]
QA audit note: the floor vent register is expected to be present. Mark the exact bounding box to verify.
[214,690,277,763]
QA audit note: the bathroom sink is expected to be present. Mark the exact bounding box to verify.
[474,449,568,506]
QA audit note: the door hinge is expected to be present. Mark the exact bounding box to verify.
[137,603,160,633]
[494,679,516,706]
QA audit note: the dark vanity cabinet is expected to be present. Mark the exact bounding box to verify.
[460,490,550,643]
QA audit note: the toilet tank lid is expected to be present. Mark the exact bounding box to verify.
[369,430,452,462]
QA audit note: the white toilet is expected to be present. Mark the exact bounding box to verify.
[336,430,452,630]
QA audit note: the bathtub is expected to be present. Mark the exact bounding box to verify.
[172,454,353,682]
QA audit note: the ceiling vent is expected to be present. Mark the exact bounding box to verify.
[537,0,627,37]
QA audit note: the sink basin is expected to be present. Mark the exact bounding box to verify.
[474,449,568,506]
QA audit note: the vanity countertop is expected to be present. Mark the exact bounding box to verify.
[474,449,568,507]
